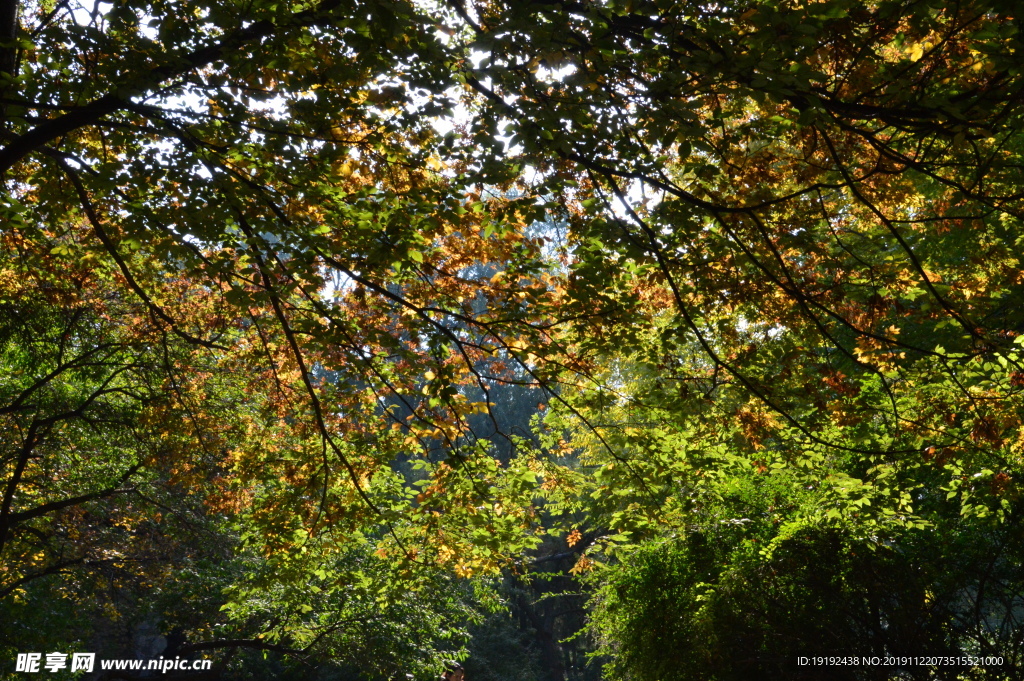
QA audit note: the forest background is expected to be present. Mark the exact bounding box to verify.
[2,0,1024,678]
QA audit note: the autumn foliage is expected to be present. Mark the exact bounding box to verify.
[3,0,1024,677]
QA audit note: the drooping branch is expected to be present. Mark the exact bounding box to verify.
[0,0,345,176]
[7,462,142,524]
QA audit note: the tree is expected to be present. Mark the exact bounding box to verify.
[3,0,569,572]
[0,223,219,600]
[2,0,558,668]
[472,0,1024,674]
[5,0,1024,677]
[0,224,497,679]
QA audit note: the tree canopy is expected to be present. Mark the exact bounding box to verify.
[3,0,1024,678]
